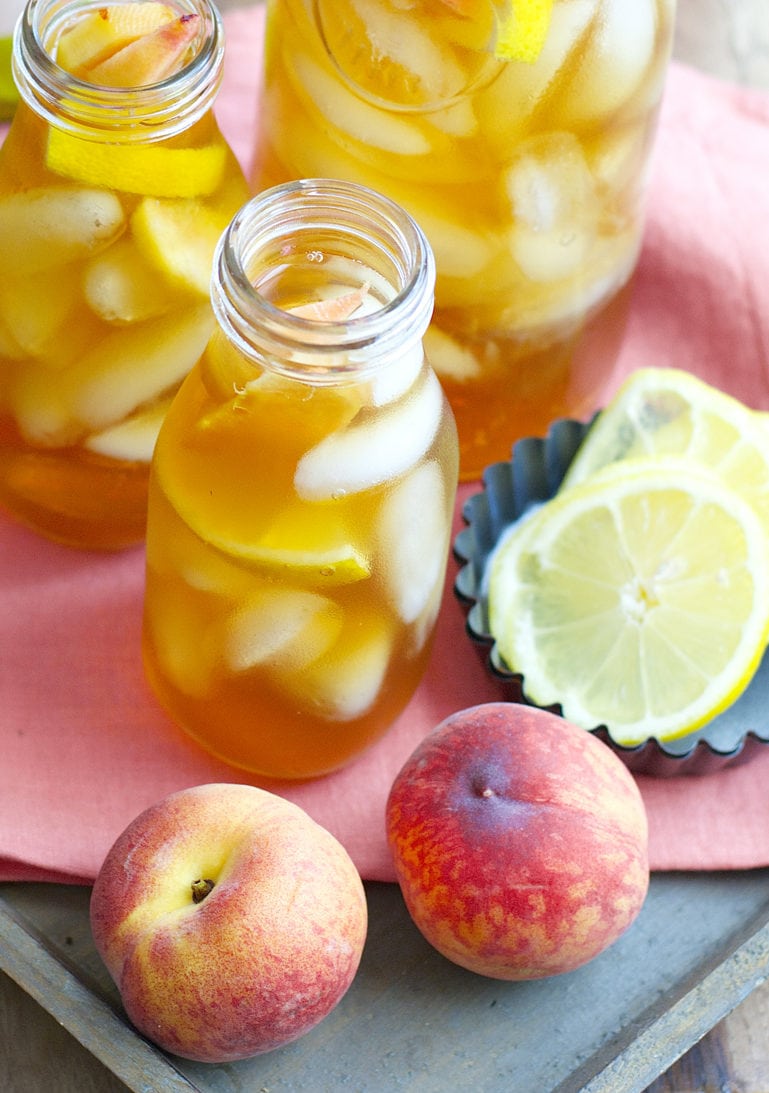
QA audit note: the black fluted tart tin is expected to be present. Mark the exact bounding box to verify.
[453,417,769,777]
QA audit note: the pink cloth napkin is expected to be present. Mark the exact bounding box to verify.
[2,9,769,886]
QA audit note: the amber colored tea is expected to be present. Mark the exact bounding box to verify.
[253,0,676,477]
[142,182,459,779]
[0,0,248,547]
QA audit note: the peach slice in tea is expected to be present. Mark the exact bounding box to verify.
[288,284,370,321]
[54,3,178,75]
[84,13,199,87]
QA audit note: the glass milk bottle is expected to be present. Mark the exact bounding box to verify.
[252,0,677,479]
[142,179,459,780]
[0,0,249,548]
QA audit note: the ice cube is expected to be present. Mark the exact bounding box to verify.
[557,0,657,127]
[0,265,81,359]
[84,395,172,462]
[347,0,468,104]
[586,122,654,223]
[223,589,343,674]
[411,205,494,279]
[423,325,482,382]
[375,460,449,623]
[0,316,25,362]
[144,581,215,700]
[289,51,432,156]
[0,187,125,276]
[367,342,426,407]
[428,98,478,139]
[8,361,82,447]
[294,368,444,500]
[505,132,599,282]
[295,615,394,721]
[477,0,597,153]
[66,303,213,431]
[83,239,176,323]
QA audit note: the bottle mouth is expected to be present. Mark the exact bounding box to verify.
[212,179,437,383]
[13,0,224,138]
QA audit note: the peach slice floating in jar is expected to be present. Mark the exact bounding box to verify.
[54,2,179,76]
[75,12,199,87]
[288,284,370,322]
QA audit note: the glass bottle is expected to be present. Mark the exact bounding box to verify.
[142,178,459,780]
[252,0,677,480]
[0,0,249,548]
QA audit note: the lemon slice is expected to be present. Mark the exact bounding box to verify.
[563,368,769,538]
[130,196,231,293]
[180,501,370,587]
[495,0,554,62]
[1,36,18,121]
[488,458,769,746]
[46,129,227,198]
[154,375,367,585]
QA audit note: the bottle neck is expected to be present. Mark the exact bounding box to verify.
[212,179,437,385]
[13,0,224,139]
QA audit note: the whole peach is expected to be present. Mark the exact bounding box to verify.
[386,703,649,980]
[90,783,367,1061]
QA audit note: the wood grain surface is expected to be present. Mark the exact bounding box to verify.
[3,1,769,1090]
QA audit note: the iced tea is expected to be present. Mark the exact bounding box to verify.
[0,0,249,547]
[253,0,676,477]
[142,180,459,779]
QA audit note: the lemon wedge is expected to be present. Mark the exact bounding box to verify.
[154,373,367,585]
[175,500,370,587]
[1,36,18,121]
[495,0,554,62]
[46,129,227,199]
[563,368,769,539]
[488,458,769,746]
[130,196,232,292]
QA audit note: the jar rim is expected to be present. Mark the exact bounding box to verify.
[13,0,224,138]
[212,179,437,384]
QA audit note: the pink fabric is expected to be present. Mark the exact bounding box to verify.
[2,8,769,885]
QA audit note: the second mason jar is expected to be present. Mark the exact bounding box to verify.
[253,0,677,480]
[142,179,459,780]
[0,0,249,549]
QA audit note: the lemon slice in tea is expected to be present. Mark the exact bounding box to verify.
[495,0,554,62]
[488,457,769,746]
[46,130,227,199]
[563,367,769,537]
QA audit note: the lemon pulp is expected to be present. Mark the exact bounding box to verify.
[488,458,769,746]
[495,0,554,62]
[563,367,769,539]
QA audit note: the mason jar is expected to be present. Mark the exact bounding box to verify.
[0,0,249,548]
[252,0,677,479]
[142,178,460,780]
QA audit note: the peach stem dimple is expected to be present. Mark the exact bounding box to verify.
[191,877,215,904]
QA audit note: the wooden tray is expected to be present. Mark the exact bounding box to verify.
[3,872,769,1092]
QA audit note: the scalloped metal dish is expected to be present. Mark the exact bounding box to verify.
[453,417,769,777]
